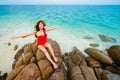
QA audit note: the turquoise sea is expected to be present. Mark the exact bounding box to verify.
[0,5,120,75]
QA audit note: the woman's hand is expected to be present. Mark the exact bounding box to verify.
[46,26,59,31]
[10,35,18,40]
[10,31,36,40]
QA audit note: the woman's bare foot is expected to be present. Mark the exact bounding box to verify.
[53,63,58,69]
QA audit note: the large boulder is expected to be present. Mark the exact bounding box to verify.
[69,66,85,80]
[38,59,53,80]
[0,71,8,80]
[64,47,98,80]
[85,48,113,65]
[48,67,67,80]
[98,34,117,43]
[108,45,120,66]
[14,63,40,80]
[86,57,102,68]
[7,38,63,80]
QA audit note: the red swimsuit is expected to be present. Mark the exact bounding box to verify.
[37,29,47,46]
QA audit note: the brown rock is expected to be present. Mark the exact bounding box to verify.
[69,47,87,66]
[32,43,38,54]
[14,44,18,51]
[67,55,76,67]
[108,45,120,66]
[69,66,85,80]
[38,60,53,80]
[8,42,11,46]
[6,65,25,80]
[94,68,111,80]
[0,72,7,80]
[98,34,117,43]
[98,70,112,80]
[14,58,23,69]
[36,76,43,80]
[102,72,112,80]
[14,63,40,80]
[83,36,93,40]
[94,68,104,80]
[86,57,101,68]
[23,52,33,64]
[105,66,118,73]
[89,43,99,47]
[36,49,46,61]
[24,45,32,54]
[7,38,63,80]
[30,57,36,63]
[80,65,97,80]
[85,48,113,65]
[14,48,24,60]
[48,71,65,80]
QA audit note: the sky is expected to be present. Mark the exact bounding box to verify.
[0,0,120,5]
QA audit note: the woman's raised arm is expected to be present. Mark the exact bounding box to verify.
[10,31,36,40]
[46,26,59,31]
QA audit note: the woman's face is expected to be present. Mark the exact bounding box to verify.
[39,22,44,29]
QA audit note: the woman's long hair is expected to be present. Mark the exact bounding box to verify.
[34,20,46,37]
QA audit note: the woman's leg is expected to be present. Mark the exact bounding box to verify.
[44,42,58,62]
[38,45,58,69]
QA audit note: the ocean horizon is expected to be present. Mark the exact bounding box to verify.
[0,5,120,75]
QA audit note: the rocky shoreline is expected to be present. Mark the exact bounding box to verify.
[3,38,120,80]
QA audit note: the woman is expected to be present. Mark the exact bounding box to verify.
[10,20,58,69]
